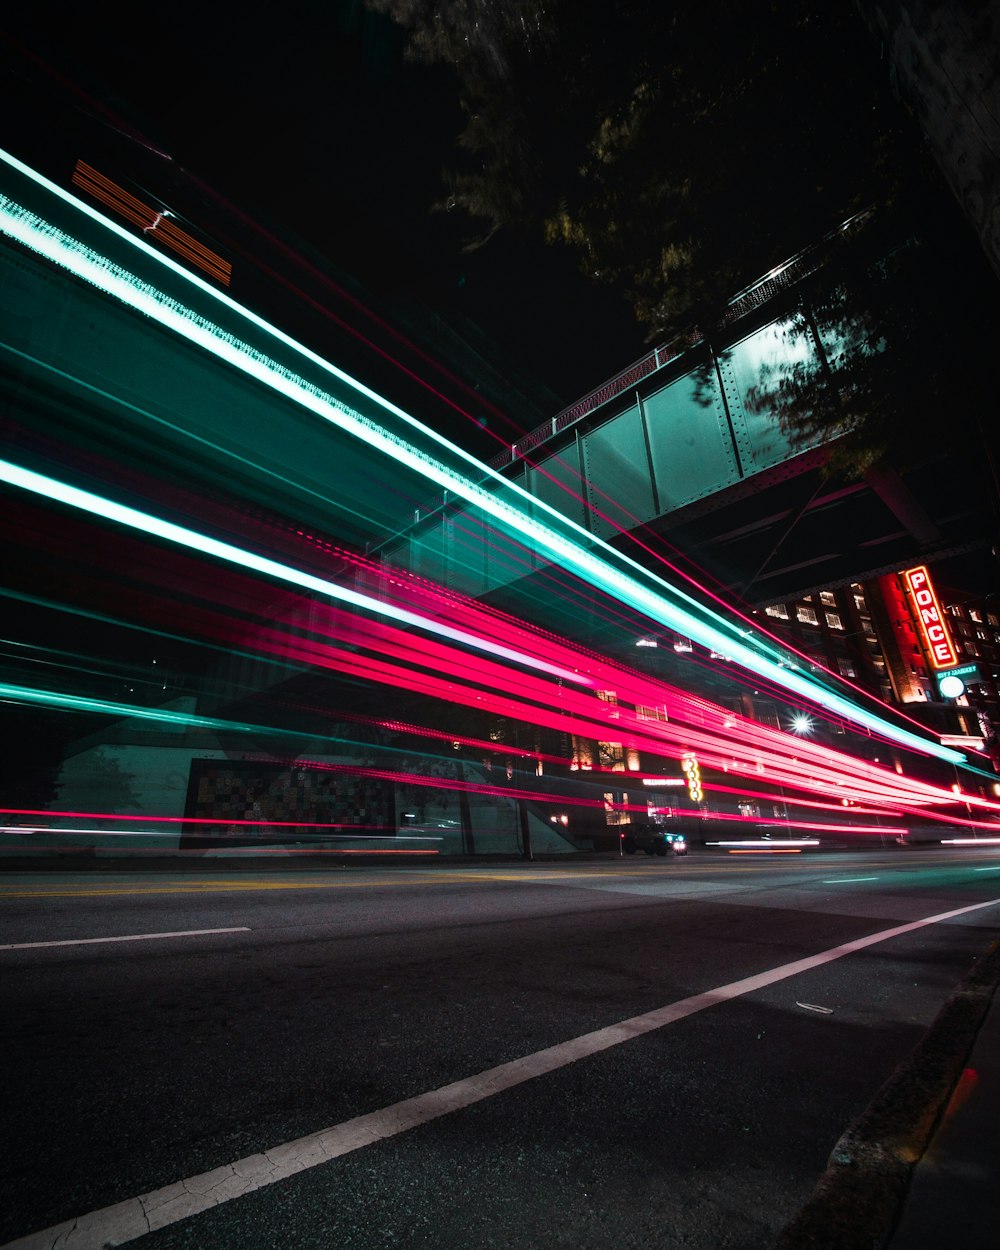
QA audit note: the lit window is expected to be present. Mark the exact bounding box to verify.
[837,658,856,678]
[765,604,789,619]
[949,604,964,617]
[599,744,626,771]
[604,793,629,825]
[570,737,593,770]
[820,591,836,606]
[970,610,983,623]
[636,705,669,723]
[826,613,844,630]
[854,594,867,611]
[797,606,819,625]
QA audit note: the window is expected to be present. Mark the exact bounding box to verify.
[854,594,867,611]
[820,591,837,606]
[598,740,625,770]
[965,642,980,657]
[949,604,965,618]
[837,658,856,678]
[636,704,669,723]
[970,609,983,623]
[797,606,819,625]
[765,604,789,620]
[988,614,999,627]
[826,613,844,630]
[604,793,629,826]
[570,738,593,770]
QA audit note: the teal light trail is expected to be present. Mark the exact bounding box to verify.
[0,680,309,736]
[0,149,965,764]
[0,459,586,688]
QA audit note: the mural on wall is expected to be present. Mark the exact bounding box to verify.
[181,759,393,847]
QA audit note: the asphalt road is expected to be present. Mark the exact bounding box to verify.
[2,848,999,1249]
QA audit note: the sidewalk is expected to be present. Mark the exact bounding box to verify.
[776,937,1000,1249]
[888,979,1000,1249]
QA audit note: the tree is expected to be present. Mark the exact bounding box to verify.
[368,0,998,487]
[739,195,998,479]
[367,1,913,339]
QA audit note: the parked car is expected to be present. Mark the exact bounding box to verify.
[622,822,688,857]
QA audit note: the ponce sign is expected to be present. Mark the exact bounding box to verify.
[903,565,958,669]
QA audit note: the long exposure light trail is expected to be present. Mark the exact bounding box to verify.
[0,459,588,688]
[2,513,983,821]
[2,825,436,842]
[483,427,956,754]
[0,807,429,838]
[0,152,966,764]
[125,599,992,816]
[4,452,967,816]
[5,509,975,820]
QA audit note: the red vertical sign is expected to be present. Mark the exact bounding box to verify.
[902,566,958,669]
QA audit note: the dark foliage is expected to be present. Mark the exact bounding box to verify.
[366,1,915,338]
[368,0,997,484]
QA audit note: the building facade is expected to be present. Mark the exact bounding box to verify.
[758,565,999,770]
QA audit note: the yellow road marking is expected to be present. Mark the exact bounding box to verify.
[0,863,759,899]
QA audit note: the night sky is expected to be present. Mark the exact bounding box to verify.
[3,3,997,596]
[3,2,648,447]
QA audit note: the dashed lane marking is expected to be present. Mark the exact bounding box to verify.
[0,927,250,951]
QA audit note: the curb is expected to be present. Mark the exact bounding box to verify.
[774,937,1000,1249]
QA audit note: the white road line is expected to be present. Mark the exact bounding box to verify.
[4,896,998,1250]
[822,877,879,884]
[0,927,250,951]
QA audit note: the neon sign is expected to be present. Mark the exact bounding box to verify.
[902,566,958,669]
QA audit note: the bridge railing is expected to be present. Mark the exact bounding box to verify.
[485,331,701,470]
[485,207,875,472]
